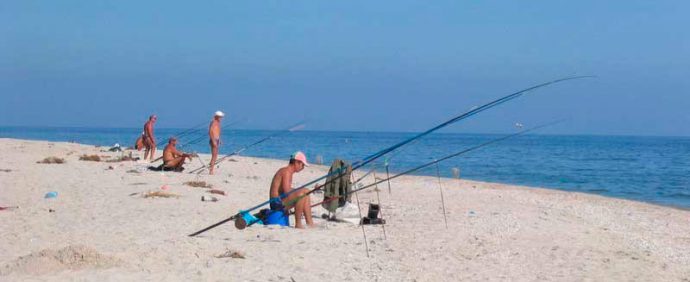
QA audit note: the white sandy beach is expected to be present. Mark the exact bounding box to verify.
[1,138,689,281]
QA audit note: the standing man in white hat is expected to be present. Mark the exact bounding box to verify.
[208,111,224,175]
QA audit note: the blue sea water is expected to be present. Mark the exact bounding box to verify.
[2,126,689,209]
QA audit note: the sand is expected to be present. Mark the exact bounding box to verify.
[1,138,689,281]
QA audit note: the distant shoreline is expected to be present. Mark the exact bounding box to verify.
[2,136,688,212]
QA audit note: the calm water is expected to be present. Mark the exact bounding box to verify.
[2,126,689,209]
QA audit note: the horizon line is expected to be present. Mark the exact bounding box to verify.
[1,125,688,139]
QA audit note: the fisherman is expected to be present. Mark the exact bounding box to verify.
[143,115,157,161]
[268,151,315,229]
[162,137,193,172]
[208,111,224,175]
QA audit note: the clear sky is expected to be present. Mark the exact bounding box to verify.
[1,1,688,136]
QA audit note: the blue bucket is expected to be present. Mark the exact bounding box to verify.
[265,210,290,226]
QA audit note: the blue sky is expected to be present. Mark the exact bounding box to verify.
[1,1,688,136]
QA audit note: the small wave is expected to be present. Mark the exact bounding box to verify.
[668,193,690,199]
[585,188,609,193]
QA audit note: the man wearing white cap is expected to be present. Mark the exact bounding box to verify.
[208,111,225,175]
[268,151,314,228]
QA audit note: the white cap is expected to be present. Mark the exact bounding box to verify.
[291,151,309,167]
[214,111,225,117]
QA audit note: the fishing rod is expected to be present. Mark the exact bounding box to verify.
[307,121,560,210]
[188,76,592,237]
[174,121,209,140]
[178,118,246,150]
[150,118,245,163]
[188,122,307,174]
[291,76,592,201]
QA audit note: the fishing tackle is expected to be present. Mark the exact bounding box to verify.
[188,76,591,237]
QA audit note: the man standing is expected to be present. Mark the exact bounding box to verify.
[162,137,193,172]
[143,115,157,161]
[208,111,224,175]
[268,151,314,229]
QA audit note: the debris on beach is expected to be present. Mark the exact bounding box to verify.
[106,153,139,162]
[201,195,218,202]
[184,181,213,189]
[0,206,19,211]
[79,155,102,162]
[215,249,245,259]
[0,245,121,276]
[37,157,65,164]
[0,169,11,172]
[142,191,180,198]
[44,191,58,199]
[207,189,226,196]
[108,143,122,152]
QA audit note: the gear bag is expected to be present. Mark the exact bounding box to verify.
[322,159,353,213]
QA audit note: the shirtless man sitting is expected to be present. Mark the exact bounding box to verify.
[162,137,193,171]
[268,151,314,229]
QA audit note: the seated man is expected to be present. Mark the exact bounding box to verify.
[268,151,314,229]
[162,137,193,171]
[134,132,145,151]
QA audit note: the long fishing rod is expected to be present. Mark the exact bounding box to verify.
[150,118,245,163]
[345,136,421,194]
[309,121,560,210]
[174,121,209,140]
[291,76,592,201]
[188,122,306,174]
[179,118,246,150]
[188,76,592,237]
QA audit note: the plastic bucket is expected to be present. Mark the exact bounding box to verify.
[265,210,290,226]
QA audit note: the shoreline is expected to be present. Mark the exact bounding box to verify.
[1,137,687,212]
[1,138,689,281]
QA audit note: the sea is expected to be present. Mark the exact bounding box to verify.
[1,126,689,209]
